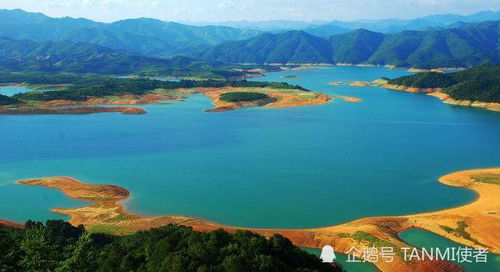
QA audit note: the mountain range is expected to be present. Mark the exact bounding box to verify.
[191,21,499,68]
[191,10,500,36]
[0,9,261,58]
[304,10,500,36]
[0,37,249,78]
[0,9,498,70]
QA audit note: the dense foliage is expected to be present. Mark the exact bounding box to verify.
[192,21,499,68]
[0,221,343,272]
[0,37,262,79]
[0,72,306,102]
[0,93,20,105]
[219,92,269,102]
[387,72,457,88]
[387,64,500,102]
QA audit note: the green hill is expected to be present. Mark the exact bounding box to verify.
[192,21,499,68]
[0,220,343,272]
[368,21,499,68]
[194,31,333,64]
[387,64,500,102]
[329,29,385,63]
[0,9,261,58]
[0,37,253,79]
[0,94,20,105]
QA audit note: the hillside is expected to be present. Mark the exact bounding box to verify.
[193,31,333,64]
[0,37,255,78]
[387,64,500,103]
[0,221,343,272]
[305,10,500,36]
[0,9,261,58]
[191,21,499,68]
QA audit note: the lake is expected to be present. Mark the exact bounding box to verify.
[0,65,499,230]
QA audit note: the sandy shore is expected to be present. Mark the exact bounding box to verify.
[14,168,500,272]
[198,86,337,112]
[0,86,348,115]
[346,79,500,112]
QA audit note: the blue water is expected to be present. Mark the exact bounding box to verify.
[400,228,500,272]
[0,86,53,96]
[0,66,498,229]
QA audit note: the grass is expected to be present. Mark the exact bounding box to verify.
[439,225,454,233]
[352,231,405,260]
[439,221,483,246]
[471,173,500,185]
[337,233,350,238]
[106,214,136,223]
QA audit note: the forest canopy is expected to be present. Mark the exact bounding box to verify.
[0,221,343,272]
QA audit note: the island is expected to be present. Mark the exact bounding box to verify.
[0,72,351,114]
[12,167,499,272]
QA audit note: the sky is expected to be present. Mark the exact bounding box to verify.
[0,0,498,23]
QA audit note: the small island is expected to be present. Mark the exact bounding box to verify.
[0,72,347,115]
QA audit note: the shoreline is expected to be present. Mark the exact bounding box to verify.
[344,79,500,112]
[0,86,345,115]
[10,168,500,272]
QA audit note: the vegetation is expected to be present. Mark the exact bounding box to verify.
[0,9,261,58]
[0,72,306,103]
[192,21,499,68]
[438,221,482,246]
[219,92,269,102]
[387,72,457,88]
[439,225,455,233]
[471,173,500,185]
[0,220,343,272]
[0,38,267,79]
[0,93,21,105]
[387,64,500,102]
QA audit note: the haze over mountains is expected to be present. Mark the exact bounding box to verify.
[193,10,500,35]
[0,9,498,71]
[0,9,261,58]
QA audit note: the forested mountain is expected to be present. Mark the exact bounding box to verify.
[0,9,261,58]
[192,21,499,68]
[0,221,343,272]
[192,31,333,64]
[305,10,500,36]
[0,37,249,78]
[388,64,500,102]
[204,10,500,36]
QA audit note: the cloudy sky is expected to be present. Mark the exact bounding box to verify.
[0,0,498,23]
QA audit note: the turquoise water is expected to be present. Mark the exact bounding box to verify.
[0,86,53,96]
[0,66,499,229]
[400,228,500,272]
[302,248,376,272]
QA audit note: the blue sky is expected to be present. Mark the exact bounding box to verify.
[0,0,498,22]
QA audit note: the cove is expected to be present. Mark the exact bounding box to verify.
[399,228,500,272]
[0,66,498,229]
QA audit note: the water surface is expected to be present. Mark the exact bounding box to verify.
[0,66,498,229]
[400,228,500,272]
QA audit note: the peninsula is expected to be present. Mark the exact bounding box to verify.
[14,167,500,272]
[0,73,344,114]
[381,64,500,111]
